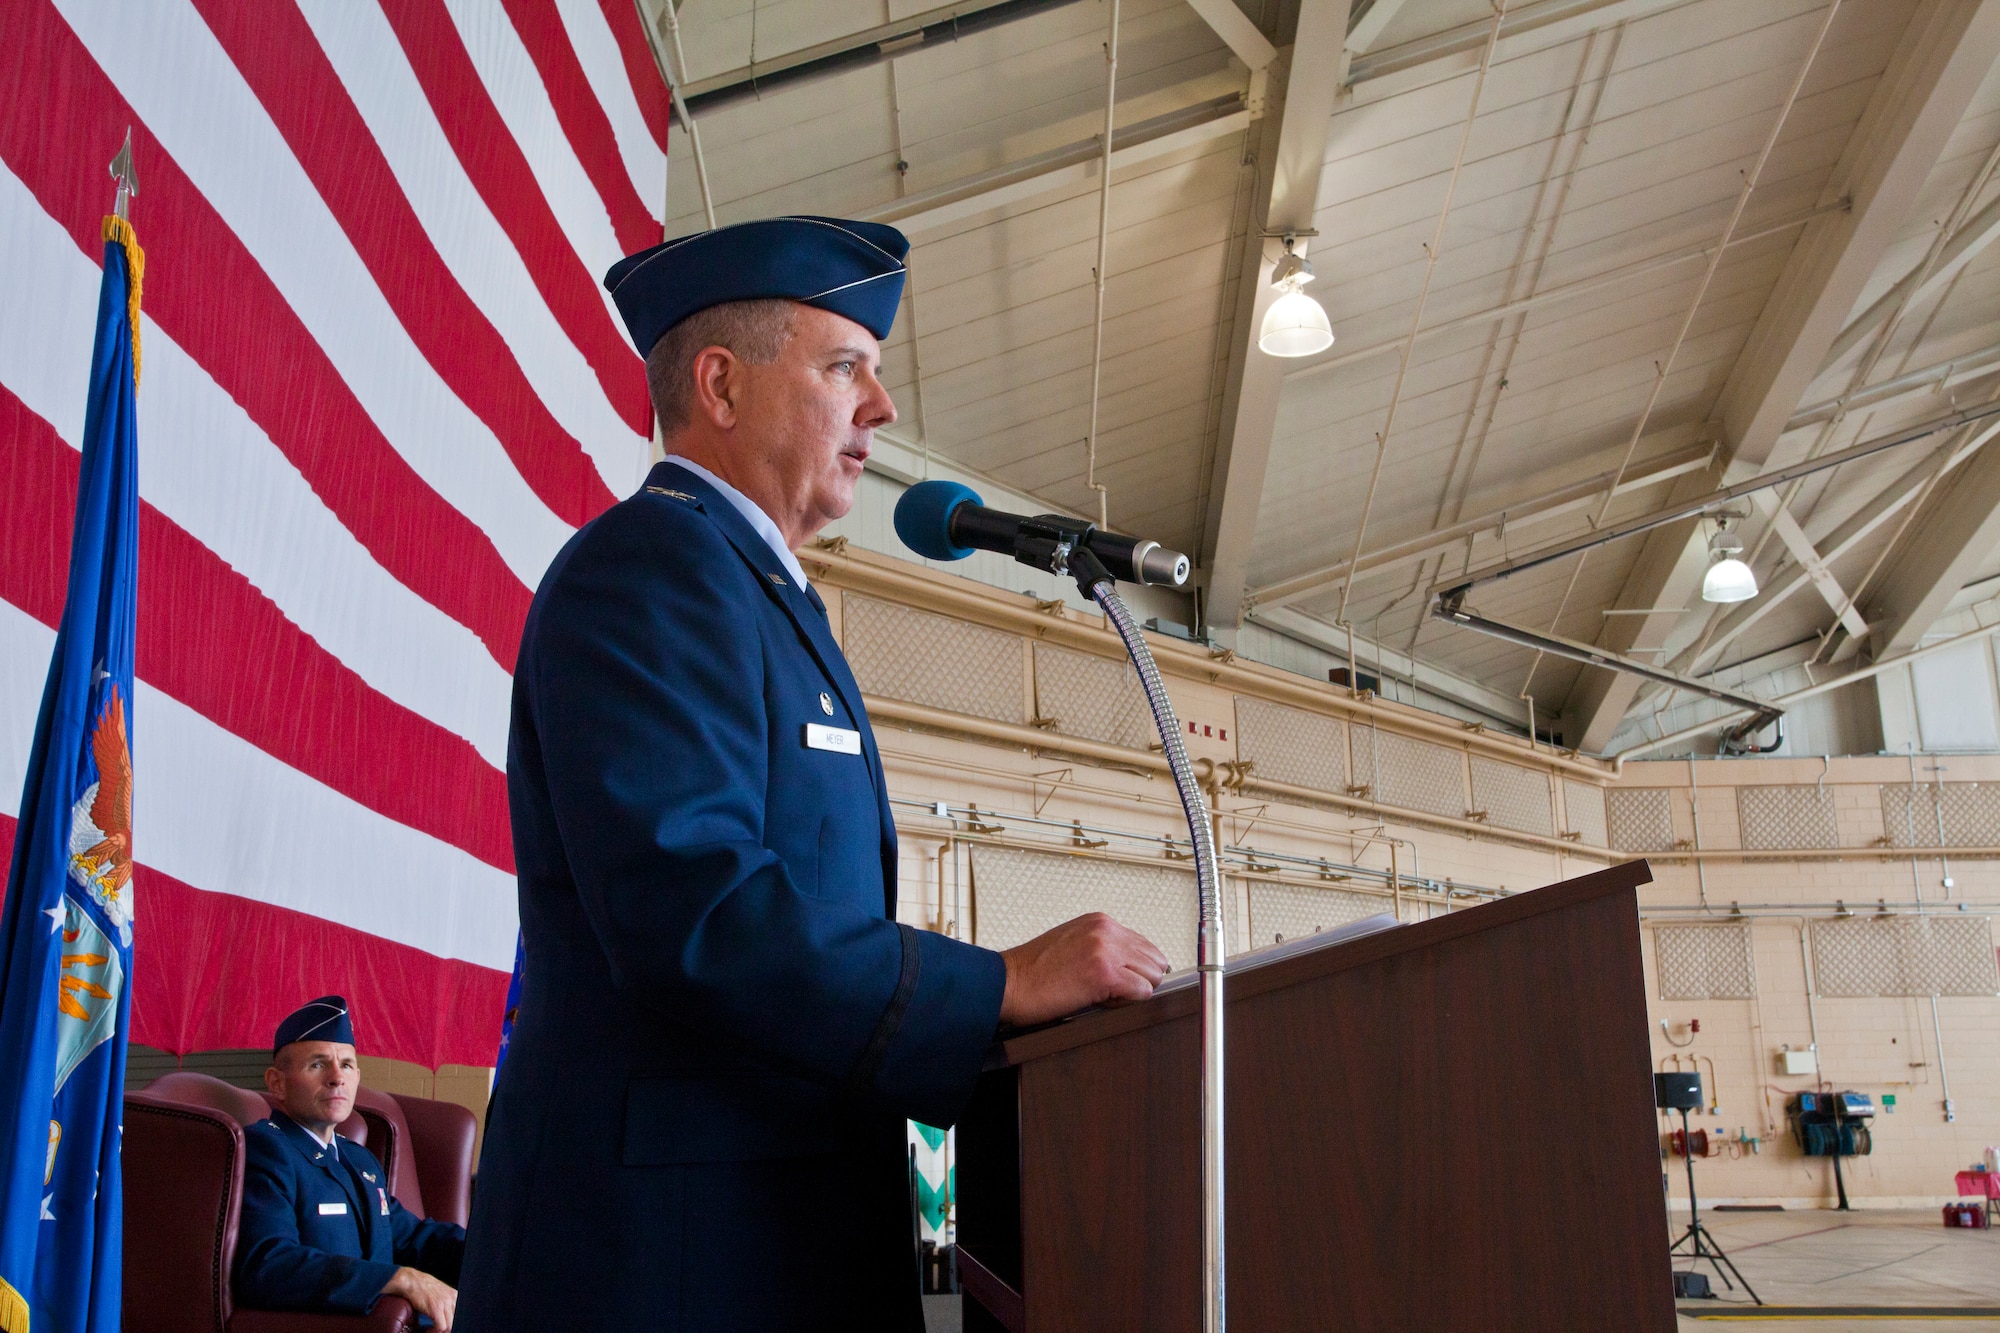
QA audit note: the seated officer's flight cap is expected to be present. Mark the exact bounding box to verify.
[603,216,910,356]
[273,995,355,1054]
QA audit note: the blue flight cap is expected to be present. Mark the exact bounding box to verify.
[603,216,910,356]
[273,995,355,1054]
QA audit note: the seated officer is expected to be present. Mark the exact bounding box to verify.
[235,996,466,1330]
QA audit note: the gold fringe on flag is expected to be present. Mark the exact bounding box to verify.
[100,214,144,387]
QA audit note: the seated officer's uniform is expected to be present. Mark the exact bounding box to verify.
[235,999,465,1316]
[457,219,1010,1332]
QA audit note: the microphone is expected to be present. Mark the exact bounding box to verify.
[894,481,1191,587]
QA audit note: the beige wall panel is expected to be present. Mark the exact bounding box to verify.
[1563,778,1609,847]
[1033,643,1155,751]
[1881,782,2000,849]
[970,844,1198,971]
[1470,756,1555,837]
[843,594,1026,724]
[1655,924,1757,1001]
[1233,696,1347,794]
[1738,785,1840,851]
[1811,916,2000,999]
[1366,730,1469,819]
[1243,881,1393,951]
[1608,787,1679,852]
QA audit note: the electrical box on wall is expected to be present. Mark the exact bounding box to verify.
[1780,1049,1817,1076]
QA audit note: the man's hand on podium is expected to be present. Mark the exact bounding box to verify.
[998,913,1170,1028]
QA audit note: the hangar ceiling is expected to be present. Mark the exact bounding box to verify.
[641,0,2000,756]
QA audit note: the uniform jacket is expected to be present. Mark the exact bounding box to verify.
[458,461,1009,1330]
[234,1110,465,1315]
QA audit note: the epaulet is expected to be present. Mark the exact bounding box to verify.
[644,484,700,504]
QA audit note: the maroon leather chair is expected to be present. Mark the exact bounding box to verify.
[124,1072,477,1333]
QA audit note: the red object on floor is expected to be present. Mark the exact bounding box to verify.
[1943,1202,1989,1228]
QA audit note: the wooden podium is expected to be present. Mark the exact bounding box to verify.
[955,860,1675,1331]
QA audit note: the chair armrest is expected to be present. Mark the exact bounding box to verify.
[228,1296,415,1333]
[388,1094,477,1228]
[125,1090,245,1333]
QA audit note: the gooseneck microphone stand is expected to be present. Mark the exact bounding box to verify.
[1040,542,1226,1333]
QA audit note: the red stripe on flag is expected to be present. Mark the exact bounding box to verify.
[0,386,515,873]
[0,0,532,671]
[0,815,508,1070]
[598,0,674,153]
[379,0,651,431]
[501,0,662,253]
[194,0,619,527]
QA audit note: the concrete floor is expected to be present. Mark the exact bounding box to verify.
[1674,1208,2000,1331]
[923,1209,2000,1331]
[922,1293,962,1333]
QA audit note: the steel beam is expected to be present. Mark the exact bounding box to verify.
[1248,605,1534,726]
[1344,0,1691,85]
[1198,0,1351,634]
[1715,0,2000,479]
[678,0,1087,111]
[1749,491,1869,640]
[1184,0,1277,69]
[1344,0,1411,53]
[1821,191,2000,372]
[855,95,1249,236]
[1245,439,1714,610]
[1559,0,2000,749]
[1865,422,2000,655]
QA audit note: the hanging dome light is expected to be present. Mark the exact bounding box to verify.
[1700,517,1758,604]
[1259,236,1334,358]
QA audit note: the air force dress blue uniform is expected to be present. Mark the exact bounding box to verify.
[236,1112,465,1315]
[234,999,465,1317]
[456,219,1010,1330]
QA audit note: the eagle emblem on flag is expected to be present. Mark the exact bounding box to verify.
[67,689,134,947]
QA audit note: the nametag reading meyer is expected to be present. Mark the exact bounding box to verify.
[318,1202,348,1216]
[804,723,861,755]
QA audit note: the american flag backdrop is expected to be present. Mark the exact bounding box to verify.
[0,0,669,1067]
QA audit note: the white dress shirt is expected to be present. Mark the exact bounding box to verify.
[662,455,811,591]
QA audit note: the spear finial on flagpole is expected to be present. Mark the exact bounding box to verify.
[109,127,137,220]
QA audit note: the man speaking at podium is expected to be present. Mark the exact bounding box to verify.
[457,217,1169,1331]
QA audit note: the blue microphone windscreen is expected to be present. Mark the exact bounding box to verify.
[894,480,982,561]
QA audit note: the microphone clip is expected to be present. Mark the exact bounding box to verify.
[1012,515,1095,580]
[1012,516,1116,598]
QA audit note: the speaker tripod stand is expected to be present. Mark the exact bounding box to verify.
[1669,1106,1761,1304]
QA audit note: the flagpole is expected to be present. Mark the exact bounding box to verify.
[0,130,145,1332]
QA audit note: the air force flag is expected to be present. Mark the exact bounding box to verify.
[0,209,143,1332]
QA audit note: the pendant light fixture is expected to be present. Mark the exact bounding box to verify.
[1700,516,1758,603]
[1258,234,1334,358]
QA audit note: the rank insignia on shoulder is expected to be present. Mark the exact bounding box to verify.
[362,1171,376,1183]
[767,572,787,586]
[645,486,697,502]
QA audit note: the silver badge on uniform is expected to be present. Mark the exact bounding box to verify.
[818,692,834,716]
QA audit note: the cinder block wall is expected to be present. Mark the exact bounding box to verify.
[1626,756,2000,1209]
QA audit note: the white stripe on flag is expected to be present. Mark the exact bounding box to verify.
[441,0,632,294]
[300,0,651,500]
[553,0,667,223]
[0,601,519,970]
[53,0,575,587]
[0,162,513,769]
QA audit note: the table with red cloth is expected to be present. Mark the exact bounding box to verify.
[1955,1170,2000,1223]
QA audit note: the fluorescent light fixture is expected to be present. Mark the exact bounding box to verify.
[1700,518,1758,603]
[1259,236,1333,358]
